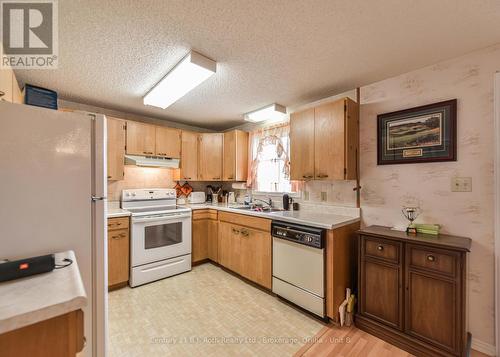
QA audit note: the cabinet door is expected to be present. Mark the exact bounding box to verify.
[192,219,208,263]
[314,100,345,180]
[344,98,359,180]
[180,131,199,181]
[239,227,272,289]
[290,108,315,180]
[207,219,218,262]
[156,127,181,158]
[218,221,240,273]
[107,117,126,181]
[223,130,236,181]
[223,130,248,181]
[199,133,223,181]
[405,244,463,354]
[359,237,403,330]
[126,121,156,156]
[405,260,459,353]
[108,228,129,286]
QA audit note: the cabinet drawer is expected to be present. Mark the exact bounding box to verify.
[108,217,129,231]
[218,211,271,232]
[193,209,218,221]
[108,228,129,240]
[407,245,457,277]
[363,237,400,263]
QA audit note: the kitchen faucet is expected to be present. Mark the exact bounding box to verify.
[252,197,272,208]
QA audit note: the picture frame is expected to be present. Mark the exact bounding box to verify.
[377,99,457,165]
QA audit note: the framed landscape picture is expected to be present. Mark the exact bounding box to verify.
[377,99,457,165]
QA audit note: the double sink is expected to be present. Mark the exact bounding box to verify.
[233,206,284,213]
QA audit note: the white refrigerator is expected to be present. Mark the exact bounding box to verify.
[0,101,107,357]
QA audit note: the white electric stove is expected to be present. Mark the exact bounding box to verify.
[121,188,192,287]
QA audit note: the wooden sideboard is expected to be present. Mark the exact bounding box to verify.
[355,226,471,357]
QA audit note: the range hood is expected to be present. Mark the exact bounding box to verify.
[124,154,180,168]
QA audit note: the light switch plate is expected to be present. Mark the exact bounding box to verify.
[304,191,310,201]
[451,177,472,192]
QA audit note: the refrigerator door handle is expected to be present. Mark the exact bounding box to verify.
[91,196,107,202]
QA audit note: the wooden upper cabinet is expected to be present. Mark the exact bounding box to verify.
[314,101,345,180]
[223,130,248,181]
[180,131,199,181]
[156,127,181,158]
[107,117,126,181]
[290,108,315,180]
[199,133,223,181]
[290,98,359,181]
[126,121,156,156]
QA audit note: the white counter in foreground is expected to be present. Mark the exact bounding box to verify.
[0,250,87,334]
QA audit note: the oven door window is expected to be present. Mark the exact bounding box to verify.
[144,222,183,249]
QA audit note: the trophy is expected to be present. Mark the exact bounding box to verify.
[401,207,421,234]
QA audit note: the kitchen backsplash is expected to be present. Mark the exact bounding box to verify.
[107,166,177,201]
[107,166,238,202]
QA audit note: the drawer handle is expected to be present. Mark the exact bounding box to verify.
[232,228,240,235]
[302,175,313,179]
[107,175,112,179]
[143,151,153,155]
[426,254,436,262]
[112,233,126,239]
[213,177,221,180]
[317,174,329,178]
[0,91,5,97]
[227,177,234,180]
[240,229,249,237]
[184,177,192,180]
[377,245,384,251]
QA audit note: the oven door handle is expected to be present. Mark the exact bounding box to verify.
[132,213,191,223]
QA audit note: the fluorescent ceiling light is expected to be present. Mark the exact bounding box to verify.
[244,103,287,123]
[144,51,216,109]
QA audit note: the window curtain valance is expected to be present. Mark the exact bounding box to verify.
[247,123,292,190]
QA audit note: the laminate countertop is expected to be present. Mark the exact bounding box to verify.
[106,201,360,230]
[0,250,87,334]
[184,203,360,230]
[107,207,132,218]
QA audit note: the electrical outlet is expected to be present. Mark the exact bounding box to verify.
[451,177,472,192]
[321,191,327,201]
[304,191,310,201]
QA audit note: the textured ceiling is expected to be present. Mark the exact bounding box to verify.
[14,0,500,130]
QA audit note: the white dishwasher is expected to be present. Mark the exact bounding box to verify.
[271,221,326,318]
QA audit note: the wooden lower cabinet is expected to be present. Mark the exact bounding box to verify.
[217,212,272,289]
[192,210,218,264]
[207,218,218,261]
[238,226,271,288]
[107,217,130,289]
[192,219,208,262]
[356,226,471,357]
[0,309,84,357]
[218,221,241,272]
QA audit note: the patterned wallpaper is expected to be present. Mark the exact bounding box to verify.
[359,44,500,347]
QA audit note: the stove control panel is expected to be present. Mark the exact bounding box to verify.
[122,188,176,201]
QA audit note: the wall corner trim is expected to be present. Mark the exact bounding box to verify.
[471,337,496,356]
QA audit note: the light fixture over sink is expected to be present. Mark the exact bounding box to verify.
[143,50,216,109]
[244,103,287,123]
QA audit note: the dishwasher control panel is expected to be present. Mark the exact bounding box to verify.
[271,221,325,249]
